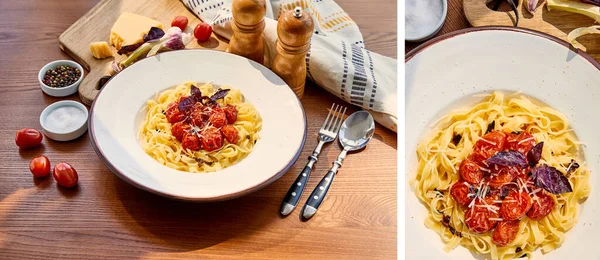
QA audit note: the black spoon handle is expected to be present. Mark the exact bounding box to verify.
[302,148,349,220]
[302,170,336,219]
[280,164,313,215]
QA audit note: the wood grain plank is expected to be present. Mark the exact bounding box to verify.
[0,0,397,259]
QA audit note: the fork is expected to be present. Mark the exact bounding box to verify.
[280,103,347,216]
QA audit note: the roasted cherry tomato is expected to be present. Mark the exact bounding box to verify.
[208,107,227,128]
[500,190,532,221]
[171,16,189,31]
[483,193,502,207]
[465,199,500,234]
[190,108,205,126]
[221,125,239,144]
[165,102,185,123]
[450,182,473,207]
[527,191,556,220]
[473,131,506,161]
[194,23,212,42]
[200,127,223,151]
[505,132,536,155]
[53,162,78,188]
[181,132,200,151]
[492,220,520,246]
[515,170,535,189]
[29,155,51,178]
[488,165,519,188]
[171,122,192,142]
[459,156,484,184]
[15,128,43,149]
[223,105,238,124]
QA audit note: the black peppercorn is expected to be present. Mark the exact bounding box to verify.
[42,64,81,88]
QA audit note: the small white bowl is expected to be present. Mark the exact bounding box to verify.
[405,0,448,42]
[40,100,89,141]
[38,60,84,97]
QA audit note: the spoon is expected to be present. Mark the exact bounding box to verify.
[301,111,375,220]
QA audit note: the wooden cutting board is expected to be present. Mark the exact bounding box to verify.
[59,0,229,106]
[464,0,600,61]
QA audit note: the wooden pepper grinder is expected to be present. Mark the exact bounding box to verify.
[229,0,266,64]
[272,7,314,99]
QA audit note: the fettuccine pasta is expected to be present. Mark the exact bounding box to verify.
[413,92,591,259]
[140,81,262,172]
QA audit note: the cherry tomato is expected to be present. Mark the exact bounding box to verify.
[53,162,78,188]
[15,128,43,149]
[29,155,51,178]
[473,131,506,161]
[505,132,536,155]
[488,165,519,188]
[181,132,200,151]
[500,190,532,221]
[527,191,556,220]
[515,170,535,189]
[223,105,238,124]
[492,220,520,246]
[189,107,205,126]
[450,182,473,207]
[221,125,239,144]
[171,16,189,31]
[483,193,502,206]
[208,107,227,128]
[200,127,223,151]
[165,102,185,123]
[465,199,500,234]
[171,122,192,142]
[194,23,212,42]
[459,156,484,184]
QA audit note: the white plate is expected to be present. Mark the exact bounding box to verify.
[406,27,600,259]
[90,50,306,201]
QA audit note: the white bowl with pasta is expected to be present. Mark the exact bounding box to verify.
[89,50,306,201]
[406,27,600,260]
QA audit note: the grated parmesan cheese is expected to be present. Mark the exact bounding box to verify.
[518,136,535,144]
[478,137,497,146]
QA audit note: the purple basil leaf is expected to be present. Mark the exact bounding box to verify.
[532,164,573,194]
[117,42,144,55]
[486,150,528,168]
[143,27,165,42]
[566,159,580,174]
[210,89,230,102]
[580,0,600,6]
[178,97,195,112]
[190,85,202,102]
[527,142,543,167]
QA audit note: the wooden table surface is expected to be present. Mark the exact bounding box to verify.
[0,0,397,259]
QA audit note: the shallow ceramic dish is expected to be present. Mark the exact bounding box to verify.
[40,100,88,141]
[90,50,306,201]
[406,27,600,259]
[38,60,84,97]
[405,0,448,42]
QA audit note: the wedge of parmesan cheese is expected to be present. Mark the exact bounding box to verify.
[89,41,113,59]
[109,12,163,50]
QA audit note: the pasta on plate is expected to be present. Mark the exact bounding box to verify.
[139,81,262,173]
[412,92,591,259]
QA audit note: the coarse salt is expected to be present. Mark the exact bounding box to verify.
[406,0,443,38]
[44,106,86,133]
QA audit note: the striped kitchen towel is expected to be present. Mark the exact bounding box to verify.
[182,0,397,132]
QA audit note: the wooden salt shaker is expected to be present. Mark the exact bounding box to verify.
[272,7,314,99]
[229,0,266,64]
